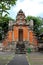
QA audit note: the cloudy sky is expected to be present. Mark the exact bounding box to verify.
[8,0,43,19]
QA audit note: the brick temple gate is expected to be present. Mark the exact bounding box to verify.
[3,9,38,51]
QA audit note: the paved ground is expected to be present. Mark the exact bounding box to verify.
[0,51,43,65]
[7,54,29,65]
[27,52,43,65]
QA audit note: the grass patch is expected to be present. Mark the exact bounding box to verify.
[26,53,43,65]
[0,53,15,65]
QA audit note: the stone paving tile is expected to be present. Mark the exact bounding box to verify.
[7,54,29,65]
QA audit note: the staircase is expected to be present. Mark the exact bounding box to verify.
[15,41,26,54]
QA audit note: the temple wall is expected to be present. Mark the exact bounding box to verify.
[23,26,28,41]
[29,30,38,46]
[13,26,28,41]
[8,31,12,42]
[3,26,38,47]
[13,26,18,41]
[29,30,34,44]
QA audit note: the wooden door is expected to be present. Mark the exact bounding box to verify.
[19,29,23,41]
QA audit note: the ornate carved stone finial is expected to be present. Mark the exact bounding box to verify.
[18,9,23,13]
[29,20,33,30]
[16,9,26,23]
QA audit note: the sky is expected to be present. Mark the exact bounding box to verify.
[8,0,43,19]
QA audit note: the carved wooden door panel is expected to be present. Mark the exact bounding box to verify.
[19,29,23,41]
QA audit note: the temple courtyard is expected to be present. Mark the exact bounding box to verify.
[0,52,43,65]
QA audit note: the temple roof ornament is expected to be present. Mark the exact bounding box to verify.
[18,9,23,13]
[8,10,33,30]
[16,9,25,19]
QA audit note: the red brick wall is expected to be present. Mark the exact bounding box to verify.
[13,26,28,41]
[29,31,33,44]
[3,26,38,46]
[8,31,12,42]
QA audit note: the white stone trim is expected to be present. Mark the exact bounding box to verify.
[12,31,14,41]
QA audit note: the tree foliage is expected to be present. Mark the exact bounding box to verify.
[0,0,17,17]
[0,0,17,40]
[26,16,43,36]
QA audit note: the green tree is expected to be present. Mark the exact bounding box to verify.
[26,16,43,36]
[0,0,17,40]
[0,0,17,17]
